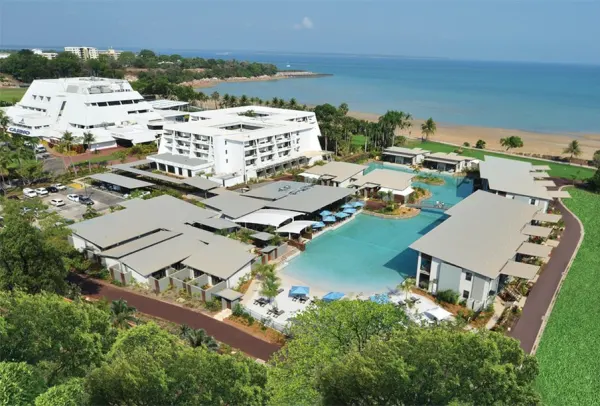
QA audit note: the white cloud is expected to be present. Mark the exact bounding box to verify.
[293,17,314,30]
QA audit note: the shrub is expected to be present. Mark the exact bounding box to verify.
[232,303,246,317]
[204,297,222,312]
[436,289,459,304]
[463,141,470,147]
[485,302,495,313]
[457,308,475,321]
[475,139,486,149]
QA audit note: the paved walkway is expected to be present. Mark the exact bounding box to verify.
[509,183,583,354]
[69,274,281,361]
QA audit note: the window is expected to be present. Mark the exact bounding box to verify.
[529,198,536,205]
[97,102,108,107]
[465,272,472,281]
[121,99,133,105]
[224,140,227,145]
[226,159,228,164]
[108,101,120,106]
[225,150,228,155]
[462,290,470,299]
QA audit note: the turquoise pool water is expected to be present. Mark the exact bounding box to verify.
[281,164,473,293]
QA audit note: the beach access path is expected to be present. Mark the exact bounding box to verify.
[509,180,583,354]
[69,273,281,361]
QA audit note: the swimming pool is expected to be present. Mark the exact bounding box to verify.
[281,164,473,293]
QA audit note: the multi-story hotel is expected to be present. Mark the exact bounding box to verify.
[149,106,326,185]
[64,46,100,60]
[4,77,164,149]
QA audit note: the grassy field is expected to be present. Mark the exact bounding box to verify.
[535,188,600,405]
[408,140,595,180]
[0,87,26,103]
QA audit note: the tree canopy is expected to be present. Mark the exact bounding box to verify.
[500,136,524,151]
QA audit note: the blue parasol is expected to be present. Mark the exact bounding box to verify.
[335,212,350,219]
[323,292,345,302]
[312,221,326,229]
[319,210,332,216]
[289,286,310,297]
[322,216,336,223]
[343,208,357,214]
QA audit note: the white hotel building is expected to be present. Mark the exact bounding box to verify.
[149,106,327,185]
[4,77,164,149]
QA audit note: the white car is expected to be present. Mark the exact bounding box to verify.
[50,198,65,207]
[67,194,80,202]
[35,187,49,196]
[23,188,37,198]
[53,183,67,191]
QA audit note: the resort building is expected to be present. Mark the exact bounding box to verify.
[300,161,367,187]
[479,156,569,213]
[151,106,327,185]
[4,77,164,149]
[422,152,478,173]
[64,46,99,60]
[32,48,58,60]
[410,191,557,311]
[69,195,255,305]
[351,169,415,202]
[382,147,430,165]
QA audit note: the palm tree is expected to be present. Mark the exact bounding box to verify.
[260,271,281,305]
[0,110,9,136]
[179,325,219,351]
[110,299,137,329]
[398,277,416,300]
[271,97,280,107]
[82,131,95,152]
[420,118,437,141]
[239,94,249,106]
[563,140,582,162]
[288,98,299,109]
[229,95,238,107]
[62,131,75,152]
[221,94,231,108]
[210,91,220,109]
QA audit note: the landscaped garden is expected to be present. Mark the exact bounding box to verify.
[535,187,600,405]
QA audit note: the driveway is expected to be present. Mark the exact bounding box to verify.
[509,183,583,353]
[69,273,281,361]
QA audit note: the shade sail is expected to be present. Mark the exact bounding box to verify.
[517,242,553,258]
[522,225,552,238]
[323,216,336,223]
[289,286,310,297]
[323,292,345,302]
[334,212,350,219]
[276,220,318,234]
[343,208,357,214]
[312,222,325,229]
[533,212,562,223]
[320,210,332,216]
[500,261,539,280]
[341,203,353,209]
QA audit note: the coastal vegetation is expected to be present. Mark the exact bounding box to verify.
[563,139,582,162]
[499,135,524,151]
[535,187,600,405]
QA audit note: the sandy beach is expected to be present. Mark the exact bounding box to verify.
[348,111,600,160]
[184,71,327,89]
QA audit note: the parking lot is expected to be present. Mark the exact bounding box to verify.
[41,186,125,221]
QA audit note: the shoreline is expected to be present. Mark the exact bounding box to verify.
[347,111,600,160]
[187,71,330,89]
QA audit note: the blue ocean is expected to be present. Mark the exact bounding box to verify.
[172,50,600,134]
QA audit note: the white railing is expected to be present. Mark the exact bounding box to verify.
[241,305,290,333]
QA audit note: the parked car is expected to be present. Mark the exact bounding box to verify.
[47,186,58,193]
[78,195,94,205]
[53,183,67,191]
[67,194,80,202]
[35,187,49,196]
[34,145,47,154]
[50,198,65,207]
[23,188,37,198]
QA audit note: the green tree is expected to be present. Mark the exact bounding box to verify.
[117,51,137,67]
[0,362,47,406]
[34,378,89,406]
[0,202,67,293]
[563,139,582,162]
[61,131,75,152]
[398,276,416,298]
[500,136,524,151]
[179,325,219,351]
[260,270,281,304]
[110,299,137,329]
[14,159,43,186]
[593,149,600,168]
[379,110,412,148]
[475,139,487,149]
[420,117,437,141]
[0,292,115,384]
[589,167,600,191]
[268,300,408,405]
[81,131,95,152]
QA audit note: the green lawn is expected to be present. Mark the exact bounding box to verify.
[0,87,26,103]
[351,134,366,146]
[535,188,600,405]
[407,140,595,180]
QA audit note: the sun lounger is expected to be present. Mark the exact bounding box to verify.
[291,296,299,302]
[299,296,308,304]
[273,309,285,318]
[277,288,284,295]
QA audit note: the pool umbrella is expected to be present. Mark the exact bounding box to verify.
[335,212,350,219]
[341,203,353,209]
[343,208,357,214]
[312,221,326,229]
[323,292,345,302]
[322,216,336,223]
[352,201,365,207]
[319,210,332,216]
[370,294,390,304]
[289,285,310,297]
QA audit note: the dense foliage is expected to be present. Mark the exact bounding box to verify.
[0,49,277,84]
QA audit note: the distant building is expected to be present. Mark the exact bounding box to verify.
[0,53,10,59]
[98,48,123,59]
[150,106,328,184]
[64,46,99,60]
[31,48,58,60]
[4,77,164,149]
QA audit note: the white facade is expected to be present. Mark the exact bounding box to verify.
[31,49,58,60]
[5,77,164,149]
[64,46,99,60]
[153,106,325,181]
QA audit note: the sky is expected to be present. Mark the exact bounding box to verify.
[1,0,600,64]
